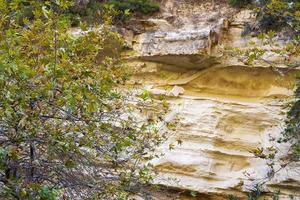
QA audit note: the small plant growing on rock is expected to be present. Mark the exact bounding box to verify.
[247,184,263,200]
[228,194,239,200]
[228,0,252,7]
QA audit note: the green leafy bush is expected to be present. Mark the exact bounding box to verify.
[258,0,300,33]
[283,77,300,161]
[0,0,169,199]
[234,0,300,35]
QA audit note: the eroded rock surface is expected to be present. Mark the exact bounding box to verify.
[124,0,300,199]
[128,0,233,57]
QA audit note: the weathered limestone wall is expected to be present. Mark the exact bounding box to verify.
[129,61,299,200]
[124,0,300,199]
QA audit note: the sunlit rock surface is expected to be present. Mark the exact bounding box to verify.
[124,0,300,199]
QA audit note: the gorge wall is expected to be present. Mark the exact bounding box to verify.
[123,0,300,199]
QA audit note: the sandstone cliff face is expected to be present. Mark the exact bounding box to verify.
[124,0,300,199]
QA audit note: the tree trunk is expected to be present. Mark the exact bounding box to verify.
[29,141,36,182]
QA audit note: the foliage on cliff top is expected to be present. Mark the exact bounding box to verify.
[0,0,169,199]
[107,0,159,14]
[70,0,160,25]
[2,0,160,26]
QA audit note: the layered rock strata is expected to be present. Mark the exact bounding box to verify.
[124,0,300,199]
